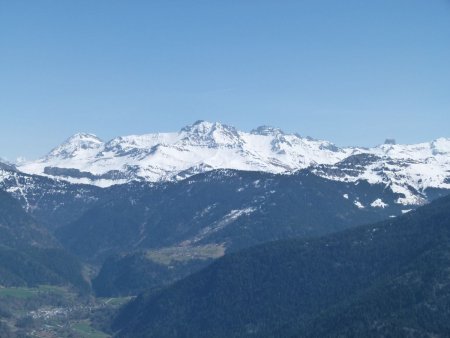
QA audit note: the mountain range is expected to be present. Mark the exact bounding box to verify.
[1,121,450,297]
[1,121,450,336]
[1,120,449,297]
[14,120,450,206]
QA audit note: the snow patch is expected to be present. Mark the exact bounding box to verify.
[370,198,388,208]
[353,200,365,209]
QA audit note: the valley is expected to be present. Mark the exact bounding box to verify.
[0,284,129,337]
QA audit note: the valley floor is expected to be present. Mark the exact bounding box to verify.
[0,285,132,338]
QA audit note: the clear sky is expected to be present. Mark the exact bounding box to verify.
[1,0,449,160]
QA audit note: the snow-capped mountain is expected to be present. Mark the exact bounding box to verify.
[313,139,450,205]
[17,120,354,186]
[15,120,450,205]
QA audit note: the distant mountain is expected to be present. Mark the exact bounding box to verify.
[17,121,351,186]
[313,139,450,205]
[16,121,450,205]
[0,189,88,290]
[112,193,450,338]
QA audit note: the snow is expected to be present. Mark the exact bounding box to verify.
[354,200,365,209]
[183,207,257,245]
[14,121,450,206]
[370,198,388,208]
[18,121,349,186]
[311,138,450,205]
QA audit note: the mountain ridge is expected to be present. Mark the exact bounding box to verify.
[7,121,450,205]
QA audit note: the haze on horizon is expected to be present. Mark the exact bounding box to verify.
[1,0,449,160]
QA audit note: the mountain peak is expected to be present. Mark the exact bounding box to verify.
[431,137,450,155]
[384,138,396,145]
[181,120,233,133]
[179,121,241,147]
[66,132,103,143]
[251,125,285,136]
[46,133,104,160]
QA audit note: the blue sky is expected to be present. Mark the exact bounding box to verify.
[1,0,449,160]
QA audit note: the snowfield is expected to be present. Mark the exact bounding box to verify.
[11,120,450,205]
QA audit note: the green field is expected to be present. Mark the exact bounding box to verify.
[146,244,225,265]
[0,286,37,299]
[72,320,110,338]
[0,285,69,299]
[101,296,134,306]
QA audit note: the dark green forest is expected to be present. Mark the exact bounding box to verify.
[0,190,88,291]
[113,194,450,337]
